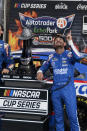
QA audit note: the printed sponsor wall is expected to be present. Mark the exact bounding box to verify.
[6,0,87,54]
[2,0,87,112]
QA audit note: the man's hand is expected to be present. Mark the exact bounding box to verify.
[4,44,9,56]
[37,72,44,81]
[2,68,9,74]
[66,30,72,41]
[8,64,14,70]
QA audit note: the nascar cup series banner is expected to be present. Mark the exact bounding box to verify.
[0,87,48,115]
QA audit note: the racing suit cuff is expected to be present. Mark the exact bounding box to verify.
[7,67,11,72]
[37,70,43,73]
[7,64,14,72]
[68,40,81,57]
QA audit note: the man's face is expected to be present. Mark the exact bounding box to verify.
[54,37,65,50]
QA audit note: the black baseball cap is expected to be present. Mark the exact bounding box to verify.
[54,34,66,42]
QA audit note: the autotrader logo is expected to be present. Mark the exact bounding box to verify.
[19,13,75,34]
[57,18,67,29]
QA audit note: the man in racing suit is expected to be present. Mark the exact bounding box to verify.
[0,24,14,130]
[0,24,14,77]
[37,31,82,131]
[0,40,14,77]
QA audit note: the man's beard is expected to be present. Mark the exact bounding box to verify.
[53,41,64,50]
[54,45,64,50]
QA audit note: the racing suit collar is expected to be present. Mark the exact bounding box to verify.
[55,50,66,57]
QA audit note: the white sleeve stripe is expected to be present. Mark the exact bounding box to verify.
[37,70,43,73]
[68,40,81,57]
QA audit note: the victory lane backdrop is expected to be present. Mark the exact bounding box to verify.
[6,0,87,53]
[2,1,87,131]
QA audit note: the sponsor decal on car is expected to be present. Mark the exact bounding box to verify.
[74,80,87,97]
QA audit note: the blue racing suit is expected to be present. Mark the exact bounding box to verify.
[0,40,14,130]
[38,40,84,131]
[0,40,14,80]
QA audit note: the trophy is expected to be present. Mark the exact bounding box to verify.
[16,28,36,76]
